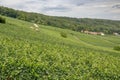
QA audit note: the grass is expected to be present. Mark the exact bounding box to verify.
[0,16,120,79]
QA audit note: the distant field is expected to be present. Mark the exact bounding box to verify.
[0,16,120,79]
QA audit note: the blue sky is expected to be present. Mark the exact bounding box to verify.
[0,0,120,20]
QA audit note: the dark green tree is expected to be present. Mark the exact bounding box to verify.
[0,16,6,23]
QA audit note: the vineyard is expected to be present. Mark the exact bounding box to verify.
[0,16,120,79]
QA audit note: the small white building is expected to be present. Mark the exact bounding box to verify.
[100,32,105,36]
[113,32,119,36]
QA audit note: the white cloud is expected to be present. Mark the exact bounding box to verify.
[0,0,120,20]
[0,0,23,6]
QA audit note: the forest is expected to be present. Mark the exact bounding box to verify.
[0,6,120,34]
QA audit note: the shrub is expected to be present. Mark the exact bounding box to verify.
[113,46,120,51]
[60,32,67,38]
[0,16,6,23]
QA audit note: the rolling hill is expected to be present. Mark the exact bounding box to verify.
[0,15,120,79]
[0,6,120,34]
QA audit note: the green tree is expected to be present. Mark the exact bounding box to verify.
[0,16,6,23]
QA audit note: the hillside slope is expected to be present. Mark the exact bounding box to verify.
[0,6,120,34]
[0,16,120,79]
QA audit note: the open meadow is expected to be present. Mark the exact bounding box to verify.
[0,16,120,79]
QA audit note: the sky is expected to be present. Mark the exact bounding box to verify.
[0,0,120,20]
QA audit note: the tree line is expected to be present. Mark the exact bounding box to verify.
[0,6,120,34]
[0,16,6,23]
